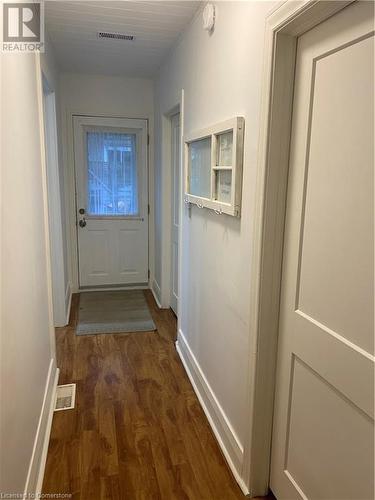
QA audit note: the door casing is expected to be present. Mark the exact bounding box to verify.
[155,95,184,312]
[65,113,151,292]
[42,74,67,327]
[170,112,180,315]
[242,0,357,497]
[73,115,149,288]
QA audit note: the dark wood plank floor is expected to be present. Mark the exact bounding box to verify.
[43,290,273,500]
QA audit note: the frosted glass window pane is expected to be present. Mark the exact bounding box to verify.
[188,137,211,198]
[215,169,232,203]
[217,131,233,166]
[86,131,138,216]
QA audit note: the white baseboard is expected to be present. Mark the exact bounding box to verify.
[80,284,148,293]
[23,359,60,496]
[151,279,162,308]
[176,329,249,496]
[65,281,72,326]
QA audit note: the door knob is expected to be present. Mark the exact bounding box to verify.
[79,208,85,214]
[79,217,86,228]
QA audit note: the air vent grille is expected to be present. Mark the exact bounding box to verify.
[98,32,135,41]
[54,383,76,411]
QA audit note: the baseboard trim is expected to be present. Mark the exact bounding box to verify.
[65,282,72,326]
[23,359,59,496]
[36,365,59,493]
[151,279,162,308]
[80,283,148,291]
[176,330,249,496]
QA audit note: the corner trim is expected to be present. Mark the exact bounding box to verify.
[23,359,59,496]
[176,330,248,496]
[65,282,72,326]
[151,278,162,308]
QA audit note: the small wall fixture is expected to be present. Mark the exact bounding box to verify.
[203,3,215,32]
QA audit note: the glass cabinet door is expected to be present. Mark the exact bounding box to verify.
[216,131,233,166]
[214,169,232,204]
[184,116,244,217]
[188,137,212,198]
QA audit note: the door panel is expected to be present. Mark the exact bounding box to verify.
[285,357,373,500]
[171,113,180,314]
[73,116,148,287]
[118,226,147,278]
[297,34,374,354]
[270,2,374,499]
[80,228,111,280]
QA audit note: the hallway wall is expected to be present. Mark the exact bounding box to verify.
[154,0,277,487]
[1,53,57,494]
[41,32,70,326]
[58,73,154,291]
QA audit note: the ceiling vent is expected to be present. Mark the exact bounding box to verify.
[98,32,135,41]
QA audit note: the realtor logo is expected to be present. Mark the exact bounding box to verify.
[2,2,44,52]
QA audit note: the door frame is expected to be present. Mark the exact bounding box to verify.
[156,105,179,308]
[42,74,67,327]
[169,111,181,315]
[72,115,149,289]
[242,1,355,496]
[64,111,152,292]
[153,89,184,312]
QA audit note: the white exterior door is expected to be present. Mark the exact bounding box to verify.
[73,116,148,287]
[270,2,374,500]
[170,113,180,314]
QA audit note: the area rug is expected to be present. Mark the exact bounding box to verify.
[76,290,156,336]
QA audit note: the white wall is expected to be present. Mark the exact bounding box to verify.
[154,0,276,490]
[0,52,57,494]
[59,73,154,290]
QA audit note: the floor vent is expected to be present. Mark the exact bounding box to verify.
[54,383,76,411]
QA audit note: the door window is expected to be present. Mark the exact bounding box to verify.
[86,131,138,216]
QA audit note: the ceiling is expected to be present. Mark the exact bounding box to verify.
[45,1,201,77]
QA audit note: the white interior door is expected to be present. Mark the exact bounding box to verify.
[270,2,374,499]
[170,112,180,314]
[73,116,148,288]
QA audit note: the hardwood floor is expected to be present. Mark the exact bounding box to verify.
[42,291,274,500]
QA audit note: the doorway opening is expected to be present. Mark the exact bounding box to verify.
[72,115,149,290]
[158,100,183,314]
[42,76,66,327]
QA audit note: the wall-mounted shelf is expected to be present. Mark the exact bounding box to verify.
[184,117,244,217]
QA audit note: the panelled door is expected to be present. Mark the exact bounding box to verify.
[73,116,148,287]
[170,113,180,314]
[270,2,374,499]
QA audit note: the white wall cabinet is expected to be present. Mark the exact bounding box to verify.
[184,117,244,217]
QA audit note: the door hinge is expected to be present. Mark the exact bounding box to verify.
[148,204,150,214]
[147,134,150,145]
[148,269,150,279]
